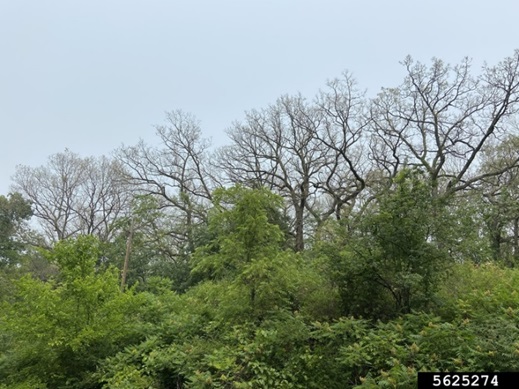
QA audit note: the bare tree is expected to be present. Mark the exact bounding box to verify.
[116,110,217,253]
[369,51,519,199]
[12,150,129,244]
[218,95,329,251]
[219,86,371,250]
[314,73,370,221]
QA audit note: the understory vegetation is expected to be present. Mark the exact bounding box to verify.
[2,52,519,388]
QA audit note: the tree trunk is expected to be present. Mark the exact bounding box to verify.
[120,222,134,292]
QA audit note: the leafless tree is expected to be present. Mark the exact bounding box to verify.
[314,73,371,221]
[116,110,217,253]
[218,84,371,250]
[218,95,328,251]
[369,51,519,199]
[12,150,129,244]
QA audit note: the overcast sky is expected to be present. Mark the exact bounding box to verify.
[2,0,518,195]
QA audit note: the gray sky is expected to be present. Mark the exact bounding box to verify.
[2,0,518,195]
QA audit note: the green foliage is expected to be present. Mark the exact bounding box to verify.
[5,53,519,387]
[439,193,494,264]
[308,292,519,388]
[101,195,194,292]
[317,169,449,319]
[4,185,519,388]
[437,262,519,320]
[100,187,342,388]
[101,299,313,388]
[192,186,285,278]
[0,192,32,266]
[0,236,145,388]
[191,186,299,314]
[478,135,519,265]
[48,235,101,280]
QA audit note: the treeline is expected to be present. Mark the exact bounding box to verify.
[1,51,519,388]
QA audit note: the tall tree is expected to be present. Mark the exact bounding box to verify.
[318,169,448,318]
[314,73,370,221]
[117,110,217,254]
[12,150,129,244]
[219,95,329,251]
[219,86,370,251]
[369,51,519,199]
[191,185,298,313]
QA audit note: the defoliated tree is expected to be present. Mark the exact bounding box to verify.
[314,73,369,221]
[369,51,519,199]
[117,110,217,255]
[218,95,327,251]
[219,88,369,251]
[12,150,129,245]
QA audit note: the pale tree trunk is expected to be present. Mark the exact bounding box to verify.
[120,220,134,291]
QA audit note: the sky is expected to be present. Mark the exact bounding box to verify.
[1,0,519,195]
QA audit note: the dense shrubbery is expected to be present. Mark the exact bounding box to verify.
[2,185,519,388]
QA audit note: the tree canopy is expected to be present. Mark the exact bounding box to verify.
[3,51,519,388]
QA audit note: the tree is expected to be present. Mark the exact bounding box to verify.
[0,192,34,306]
[191,186,297,312]
[219,86,369,251]
[99,186,338,388]
[0,236,145,388]
[117,110,217,255]
[219,95,328,251]
[476,135,519,264]
[0,192,32,266]
[105,195,193,292]
[313,73,369,222]
[319,169,448,318]
[369,52,519,199]
[12,150,129,244]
